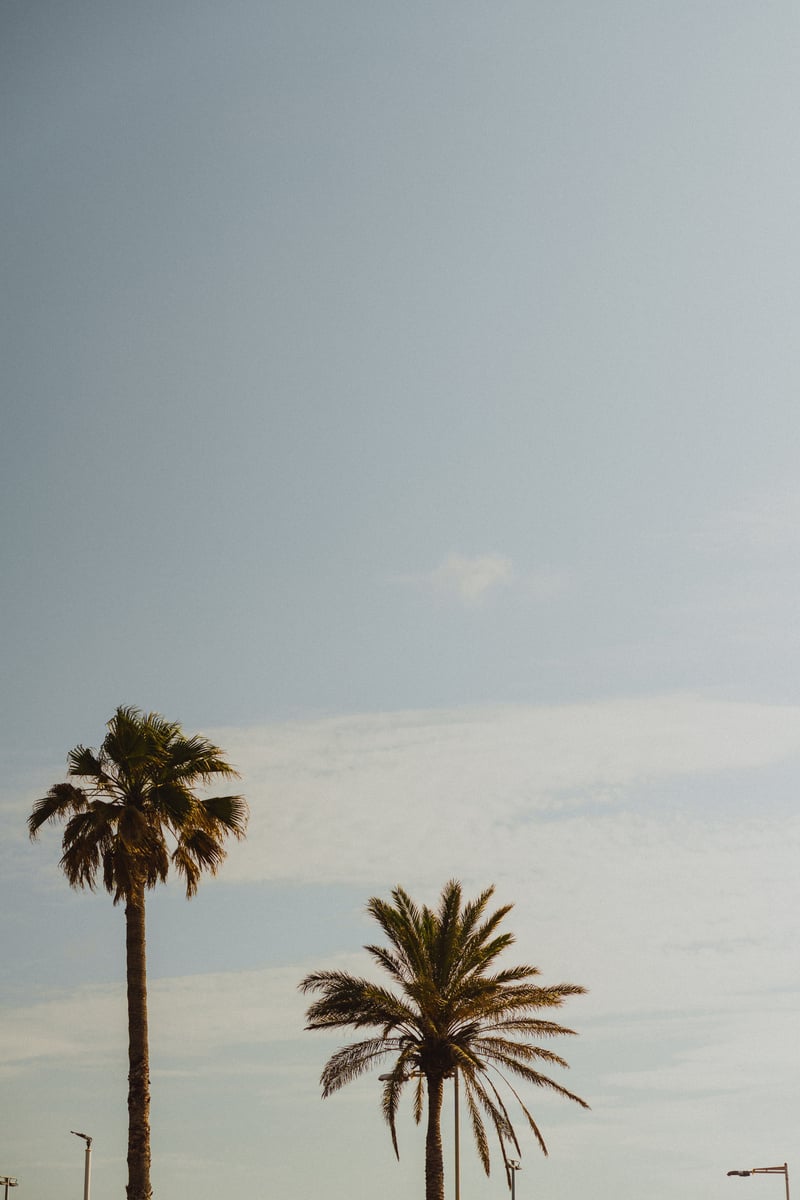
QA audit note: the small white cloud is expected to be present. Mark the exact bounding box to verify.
[430,551,514,605]
[392,551,514,607]
[390,553,570,608]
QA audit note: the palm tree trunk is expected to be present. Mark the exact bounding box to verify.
[425,1073,445,1200]
[125,882,152,1200]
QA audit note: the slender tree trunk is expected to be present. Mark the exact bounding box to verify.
[425,1073,445,1200]
[125,882,152,1200]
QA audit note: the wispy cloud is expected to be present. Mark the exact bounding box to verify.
[390,551,569,608]
[214,693,800,888]
[428,552,514,605]
[0,961,324,1076]
[9,695,800,1119]
[391,551,514,606]
[192,693,800,1034]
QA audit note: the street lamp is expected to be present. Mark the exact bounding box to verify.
[0,1177,18,1200]
[452,1067,460,1200]
[727,1164,790,1200]
[507,1158,521,1200]
[71,1131,93,1200]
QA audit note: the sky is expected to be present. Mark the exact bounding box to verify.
[3,1,800,1197]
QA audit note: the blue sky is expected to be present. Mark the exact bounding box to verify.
[3,2,800,1198]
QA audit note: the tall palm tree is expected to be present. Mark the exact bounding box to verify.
[300,880,588,1200]
[28,706,248,1200]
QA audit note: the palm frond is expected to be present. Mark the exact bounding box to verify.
[319,1038,400,1096]
[197,794,249,837]
[470,1070,521,1167]
[463,1076,491,1175]
[28,783,88,838]
[172,829,228,896]
[365,943,413,987]
[484,1050,591,1109]
[67,746,115,790]
[474,1036,570,1070]
[381,1057,416,1159]
[302,972,418,1032]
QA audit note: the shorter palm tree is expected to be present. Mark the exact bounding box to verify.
[300,880,588,1200]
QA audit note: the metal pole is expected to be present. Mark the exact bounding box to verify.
[83,1139,92,1200]
[454,1068,460,1200]
[71,1131,92,1200]
[784,1163,790,1200]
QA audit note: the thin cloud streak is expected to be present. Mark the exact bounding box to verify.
[389,552,570,607]
[391,551,514,606]
[0,961,330,1075]
[214,694,800,890]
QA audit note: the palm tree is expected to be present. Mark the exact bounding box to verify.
[28,706,248,1200]
[300,880,588,1200]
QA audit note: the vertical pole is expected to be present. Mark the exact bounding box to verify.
[454,1068,460,1200]
[84,1139,92,1200]
[784,1164,789,1200]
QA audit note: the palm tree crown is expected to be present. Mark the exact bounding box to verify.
[28,704,248,900]
[300,880,588,1200]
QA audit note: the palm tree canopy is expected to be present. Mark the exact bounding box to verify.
[28,705,248,902]
[300,880,588,1174]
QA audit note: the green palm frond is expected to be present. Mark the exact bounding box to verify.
[302,972,418,1031]
[474,1036,570,1070]
[67,746,113,789]
[471,1070,522,1165]
[463,1076,491,1174]
[320,1037,401,1096]
[28,783,88,837]
[172,829,228,896]
[482,1065,551,1155]
[365,943,413,987]
[487,963,541,986]
[197,794,249,837]
[149,781,195,825]
[382,1064,410,1159]
[484,1048,591,1109]
[59,810,106,889]
[479,1016,579,1038]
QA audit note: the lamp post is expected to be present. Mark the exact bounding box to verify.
[453,1067,460,1200]
[727,1164,790,1200]
[71,1131,92,1200]
[507,1158,521,1200]
[0,1177,18,1200]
